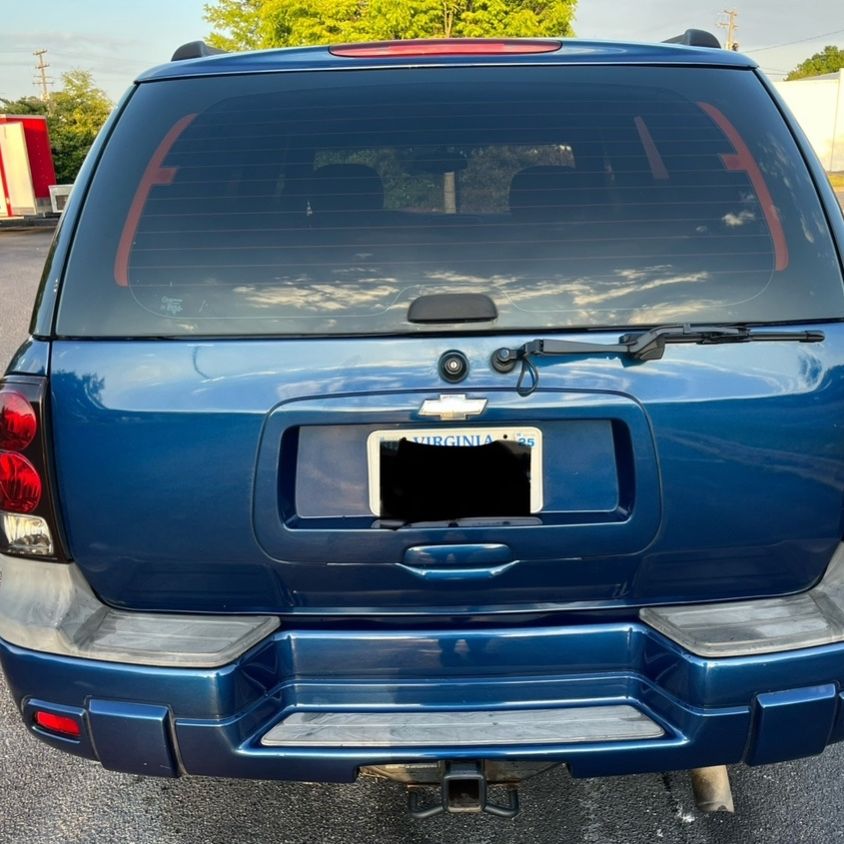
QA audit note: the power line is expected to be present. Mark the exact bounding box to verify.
[32,48,52,100]
[745,27,844,53]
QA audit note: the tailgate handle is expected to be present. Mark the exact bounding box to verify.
[400,544,516,581]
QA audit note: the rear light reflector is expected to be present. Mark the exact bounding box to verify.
[0,389,37,451]
[34,710,81,738]
[0,451,42,513]
[329,39,562,58]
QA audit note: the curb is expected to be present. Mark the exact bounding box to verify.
[0,217,58,232]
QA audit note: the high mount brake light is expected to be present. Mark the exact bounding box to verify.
[329,39,562,58]
[0,377,65,559]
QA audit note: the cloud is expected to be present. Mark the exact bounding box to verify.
[1,32,155,69]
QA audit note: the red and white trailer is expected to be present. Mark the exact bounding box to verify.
[0,114,57,217]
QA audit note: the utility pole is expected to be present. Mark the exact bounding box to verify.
[717,10,739,51]
[33,49,52,101]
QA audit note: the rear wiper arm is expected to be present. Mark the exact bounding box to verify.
[491,324,825,396]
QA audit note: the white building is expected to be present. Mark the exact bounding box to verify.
[774,69,844,172]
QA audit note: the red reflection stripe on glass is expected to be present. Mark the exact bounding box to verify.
[698,101,789,272]
[114,113,197,287]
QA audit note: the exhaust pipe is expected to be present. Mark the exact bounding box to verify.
[690,765,735,813]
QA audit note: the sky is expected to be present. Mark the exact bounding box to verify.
[1,0,842,102]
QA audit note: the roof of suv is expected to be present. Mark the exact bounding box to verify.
[137,38,757,84]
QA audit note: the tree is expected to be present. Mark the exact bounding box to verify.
[786,45,844,81]
[47,71,112,183]
[1,71,112,183]
[0,95,47,116]
[205,0,576,50]
[205,0,267,50]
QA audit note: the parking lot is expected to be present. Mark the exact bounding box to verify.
[4,226,844,843]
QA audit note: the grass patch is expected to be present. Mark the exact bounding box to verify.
[829,172,844,188]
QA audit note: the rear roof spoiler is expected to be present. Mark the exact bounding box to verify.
[171,41,227,62]
[663,29,721,48]
[172,31,722,63]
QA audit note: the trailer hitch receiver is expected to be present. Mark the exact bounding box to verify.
[407,761,520,819]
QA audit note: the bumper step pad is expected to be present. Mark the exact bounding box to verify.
[261,704,663,748]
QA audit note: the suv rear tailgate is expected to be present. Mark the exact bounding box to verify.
[49,329,844,614]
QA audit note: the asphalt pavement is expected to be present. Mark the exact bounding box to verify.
[3,228,844,843]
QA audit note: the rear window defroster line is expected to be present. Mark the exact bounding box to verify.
[112,102,788,292]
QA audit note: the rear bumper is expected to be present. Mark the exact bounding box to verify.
[3,618,844,781]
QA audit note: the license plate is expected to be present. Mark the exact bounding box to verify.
[366,426,543,517]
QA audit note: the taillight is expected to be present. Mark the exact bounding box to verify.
[0,377,65,559]
[0,389,37,450]
[329,38,562,58]
[0,452,42,512]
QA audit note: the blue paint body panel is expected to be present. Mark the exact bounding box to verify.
[5,339,50,376]
[48,329,844,614]
[4,622,844,781]
[746,685,838,765]
[87,700,177,777]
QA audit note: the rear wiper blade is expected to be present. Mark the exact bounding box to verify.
[491,324,825,396]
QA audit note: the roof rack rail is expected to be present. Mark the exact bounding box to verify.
[171,41,227,62]
[663,29,721,49]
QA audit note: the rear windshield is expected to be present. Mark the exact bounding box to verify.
[57,65,844,337]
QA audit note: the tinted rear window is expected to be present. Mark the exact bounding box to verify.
[57,65,844,336]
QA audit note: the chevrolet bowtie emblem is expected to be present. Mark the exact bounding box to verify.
[418,395,488,421]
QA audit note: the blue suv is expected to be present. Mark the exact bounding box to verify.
[2,30,844,818]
